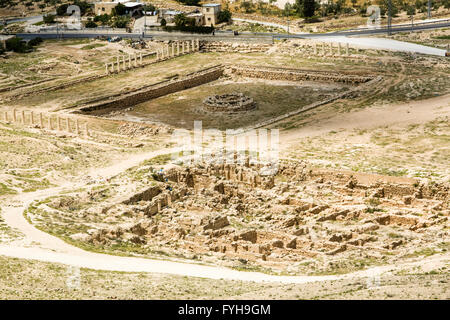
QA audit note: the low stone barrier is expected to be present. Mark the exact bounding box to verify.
[201,41,272,53]
[227,65,375,85]
[77,65,224,115]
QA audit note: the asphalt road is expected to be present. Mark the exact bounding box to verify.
[15,19,449,40]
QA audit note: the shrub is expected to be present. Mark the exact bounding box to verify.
[218,9,232,23]
[6,37,30,53]
[28,37,43,46]
[163,25,214,34]
[85,20,97,28]
[176,0,200,6]
[43,14,56,24]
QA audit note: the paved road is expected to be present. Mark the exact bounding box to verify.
[318,36,447,56]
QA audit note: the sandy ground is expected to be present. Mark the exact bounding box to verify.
[281,93,450,142]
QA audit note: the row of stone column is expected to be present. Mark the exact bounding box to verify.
[313,42,356,56]
[156,39,200,61]
[2,109,89,136]
[106,52,144,74]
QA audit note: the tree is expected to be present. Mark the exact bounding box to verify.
[217,9,232,23]
[160,18,167,26]
[406,5,416,16]
[174,13,188,27]
[176,0,200,6]
[56,4,68,16]
[94,14,110,25]
[303,0,316,18]
[85,20,97,28]
[113,3,126,16]
[43,14,56,24]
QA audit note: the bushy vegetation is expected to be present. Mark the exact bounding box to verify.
[176,0,201,6]
[56,1,92,16]
[238,0,450,22]
[43,14,56,24]
[164,25,214,34]
[5,37,42,53]
[218,9,232,23]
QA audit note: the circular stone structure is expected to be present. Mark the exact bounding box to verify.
[203,92,256,112]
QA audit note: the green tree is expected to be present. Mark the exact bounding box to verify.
[43,14,56,24]
[217,9,232,23]
[160,18,167,26]
[85,20,97,28]
[406,5,416,16]
[176,0,200,6]
[113,3,126,16]
[174,13,188,27]
[303,0,316,17]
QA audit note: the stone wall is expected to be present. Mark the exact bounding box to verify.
[201,41,272,53]
[77,66,224,115]
[227,65,375,85]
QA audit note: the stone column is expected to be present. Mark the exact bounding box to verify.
[196,39,199,51]
[122,55,126,70]
[166,44,170,57]
[128,55,131,68]
[116,56,120,72]
[346,43,349,56]
[182,42,185,54]
[30,111,34,125]
[140,52,142,64]
[85,123,89,137]
[177,42,180,55]
[191,39,195,52]
[48,116,52,130]
[338,42,341,55]
[13,109,16,122]
[313,42,317,55]
[66,118,70,133]
[171,43,175,57]
[75,119,79,135]
[39,113,43,128]
[321,42,325,55]
[187,41,190,53]
[21,110,25,124]
[4,111,7,122]
[329,42,333,55]
[57,116,61,131]
[134,54,138,67]
[105,63,109,74]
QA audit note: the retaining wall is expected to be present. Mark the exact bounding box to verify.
[77,66,224,114]
[227,65,375,85]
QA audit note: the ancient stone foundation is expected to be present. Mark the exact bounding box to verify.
[203,92,256,112]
